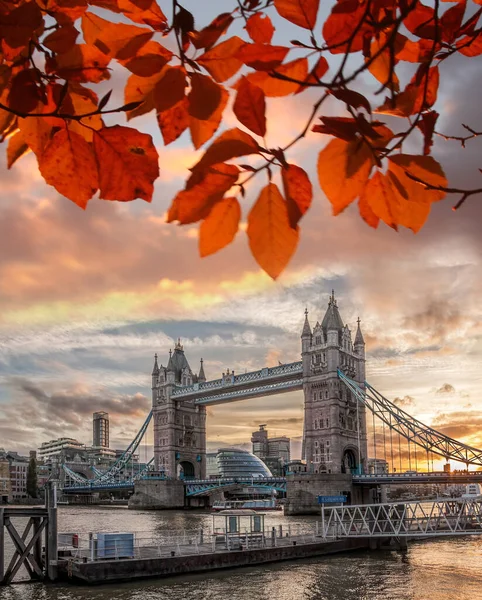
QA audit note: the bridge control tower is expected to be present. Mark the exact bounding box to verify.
[151,340,207,480]
[301,291,368,475]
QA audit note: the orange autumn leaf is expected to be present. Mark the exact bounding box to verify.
[38,129,98,209]
[367,34,399,91]
[233,76,266,137]
[199,196,241,257]
[388,154,447,204]
[93,125,159,202]
[43,24,79,54]
[168,163,239,224]
[7,129,29,168]
[190,87,228,149]
[191,12,234,50]
[317,138,374,215]
[158,97,189,145]
[119,41,172,77]
[192,127,260,173]
[247,183,299,280]
[48,44,111,83]
[188,73,222,120]
[67,85,103,141]
[124,70,164,119]
[82,12,152,60]
[323,0,372,54]
[295,55,328,94]
[244,57,308,97]
[245,13,275,44]
[281,164,312,228]
[117,0,168,31]
[358,184,380,229]
[197,36,246,83]
[274,0,319,30]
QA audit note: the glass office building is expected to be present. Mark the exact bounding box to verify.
[216,448,272,479]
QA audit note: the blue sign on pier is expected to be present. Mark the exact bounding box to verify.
[318,495,347,504]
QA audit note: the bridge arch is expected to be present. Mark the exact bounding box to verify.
[341,446,358,474]
[179,460,195,480]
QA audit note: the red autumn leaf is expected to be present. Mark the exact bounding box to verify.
[7,130,30,168]
[82,12,152,60]
[388,154,447,205]
[119,41,172,77]
[124,71,164,120]
[168,163,239,224]
[281,164,312,228]
[236,43,289,70]
[312,116,360,141]
[117,0,168,31]
[188,73,222,120]
[199,196,241,257]
[317,138,375,215]
[192,127,260,173]
[0,2,43,61]
[43,24,79,54]
[330,87,371,114]
[233,76,266,137]
[158,97,189,145]
[441,0,466,43]
[245,13,275,44]
[8,69,43,114]
[247,183,299,280]
[417,110,439,155]
[93,125,159,202]
[197,36,246,82]
[191,12,233,49]
[295,55,328,94]
[153,66,187,113]
[367,34,399,92]
[67,85,103,142]
[323,0,372,54]
[38,129,99,209]
[358,182,380,229]
[190,87,229,149]
[403,2,437,40]
[376,65,439,117]
[457,31,482,56]
[274,0,319,30]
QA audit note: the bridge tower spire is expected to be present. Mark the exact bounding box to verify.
[301,292,368,475]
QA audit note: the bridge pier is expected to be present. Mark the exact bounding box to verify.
[128,480,185,510]
[285,473,353,515]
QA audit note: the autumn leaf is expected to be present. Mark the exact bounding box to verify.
[199,196,241,257]
[8,69,43,114]
[417,110,439,155]
[376,65,439,117]
[358,184,380,229]
[281,164,312,228]
[191,127,260,173]
[317,138,374,215]
[274,0,319,30]
[188,73,222,120]
[117,0,168,31]
[323,0,372,54]
[158,97,189,145]
[190,87,229,149]
[38,129,98,209]
[67,85,103,141]
[0,2,43,61]
[119,41,172,77]
[93,125,159,202]
[43,24,79,54]
[7,130,30,168]
[388,154,447,204]
[236,43,289,70]
[295,56,328,94]
[82,12,152,60]
[153,66,186,113]
[247,183,299,279]
[245,13,275,44]
[233,77,266,137]
[367,34,399,92]
[124,70,163,119]
[168,163,239,224]
[197,36,246,83]
[48,44,111,83]
[244,58,308,97]
[191,12,233,49]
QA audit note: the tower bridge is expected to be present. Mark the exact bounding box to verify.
[62,291,482,514]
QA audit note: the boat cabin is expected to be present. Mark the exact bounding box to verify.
[212,509,266,550]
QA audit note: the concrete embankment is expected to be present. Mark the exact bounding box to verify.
[60,539,368,584]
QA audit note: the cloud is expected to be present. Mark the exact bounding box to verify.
[436,383,456,395]
[393,395,415,408]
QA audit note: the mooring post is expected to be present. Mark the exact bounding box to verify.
[32,517,42,577]
[46,483,58,581]
[0,507,4,584]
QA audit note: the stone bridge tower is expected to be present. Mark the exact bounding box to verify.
[301,292,368,474]
[151,340,206,480]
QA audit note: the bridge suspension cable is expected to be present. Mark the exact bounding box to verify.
[338,370,482,468]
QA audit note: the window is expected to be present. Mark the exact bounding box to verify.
[253,515,262,532]
[315,335,322,345]
[228,516,238,533]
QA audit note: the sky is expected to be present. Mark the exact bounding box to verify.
[1,1,482,470]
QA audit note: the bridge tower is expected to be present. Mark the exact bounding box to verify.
[151,340,206,480]
[301,292,368,474]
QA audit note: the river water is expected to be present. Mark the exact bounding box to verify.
[1,505,481,600]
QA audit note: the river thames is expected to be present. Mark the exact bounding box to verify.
[1,505,481,600]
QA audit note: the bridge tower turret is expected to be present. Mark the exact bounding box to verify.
[302,292,368,475]
[152,341,206,480]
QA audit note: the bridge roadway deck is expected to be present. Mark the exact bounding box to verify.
[353,472,482,485]
[170,361,303,405]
